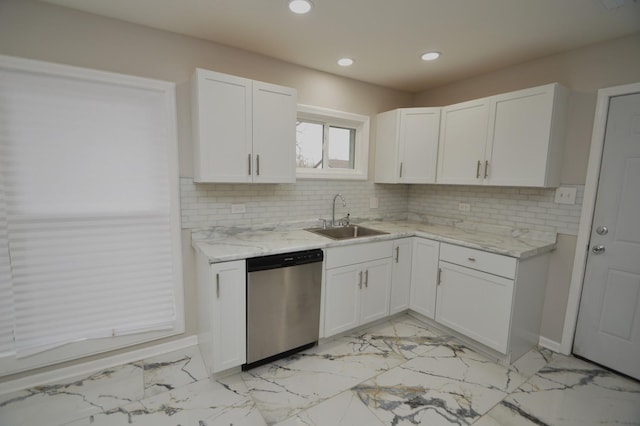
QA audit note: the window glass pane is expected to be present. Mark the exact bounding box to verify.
[296,121,324,168]
[328,126,356,169]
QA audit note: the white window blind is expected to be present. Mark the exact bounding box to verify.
[0,58,182,362]
[0,182,14,357]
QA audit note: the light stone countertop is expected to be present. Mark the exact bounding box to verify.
[191,219,557,263]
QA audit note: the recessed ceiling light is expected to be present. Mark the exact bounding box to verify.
[337,58,354,67]
[289,0,313,14]
[421,51,441,61]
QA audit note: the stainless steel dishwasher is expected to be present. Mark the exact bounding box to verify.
[244,249,323,370]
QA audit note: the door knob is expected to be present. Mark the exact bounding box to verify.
[592,245,605,254]
[596,226,608,235]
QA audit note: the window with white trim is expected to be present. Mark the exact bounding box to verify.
[0,56,184,375]
[296,105,370,180]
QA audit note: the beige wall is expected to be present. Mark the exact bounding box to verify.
[0,0,412,379]
[0,0,413,179]
[413,33,640,344]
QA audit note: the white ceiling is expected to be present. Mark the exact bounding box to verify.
[41,0,640,92]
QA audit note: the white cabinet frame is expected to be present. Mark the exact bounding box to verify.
[191,68,296,184]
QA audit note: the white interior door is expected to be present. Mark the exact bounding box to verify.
[574,92,640,380]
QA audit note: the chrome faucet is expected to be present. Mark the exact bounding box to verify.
[332,193,347,227]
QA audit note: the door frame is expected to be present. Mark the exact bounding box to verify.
[561,82,640,355]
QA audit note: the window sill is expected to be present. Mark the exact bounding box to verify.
[296,169,368,181]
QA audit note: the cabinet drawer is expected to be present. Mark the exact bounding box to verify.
[325,240,393,269]
[439,243,516,279]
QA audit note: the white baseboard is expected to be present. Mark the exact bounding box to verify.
[538,335,561,353]
[1,335,198,395]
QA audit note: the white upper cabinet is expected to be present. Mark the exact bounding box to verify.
[191,68,297,183]
[437,99,491,185]
[437,83,568,187]
[252,80,297,183]
[375,108,440,183]
[485,83,568,187]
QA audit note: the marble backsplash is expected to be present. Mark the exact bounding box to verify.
[181,177,584,237]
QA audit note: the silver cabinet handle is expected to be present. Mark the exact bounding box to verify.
[364,270,369,288]
[437,268,442,285]
[359,270,363,289]
[248,154,252,175]
[467,257,476,262]
[476,160,481,178]
[395,246,400,263]
[399,162,403,178]
[484,160,489,178]
[592,245,605,254]
[256,154,260,176]
[216,273,220,298]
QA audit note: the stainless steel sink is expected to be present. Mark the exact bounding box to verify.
[305,225,388,240]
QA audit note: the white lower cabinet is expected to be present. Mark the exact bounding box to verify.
[436,262,513,353]
[360,259,394,324]
[390,238,413,314]
[435,243,548,360]
[196,254,246,375]
[409,238,440,319]
[324,241,393,337]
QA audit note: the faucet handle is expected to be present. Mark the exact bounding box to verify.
[343,213,350,226]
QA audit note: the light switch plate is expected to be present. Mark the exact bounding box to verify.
[554,187,577,205]
[458,203,471,212]
[231,204,246,214]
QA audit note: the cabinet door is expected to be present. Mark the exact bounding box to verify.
[374,109,401,183]
[252,81,297,183]
[390,238,413,314]
[192,69,252,183]
[210,260,246,373]
[324,265,361,337]
[398,108,440,183]
[437,99,490,185]
[486,84,564,187]
[410,238,440,319]
[436,261,513,353]
[360,258,392,325]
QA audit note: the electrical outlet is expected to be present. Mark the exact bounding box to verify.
[231,204,246,214]
[369,197,379,209]
[554,187,577,205]
[458,203,471,212]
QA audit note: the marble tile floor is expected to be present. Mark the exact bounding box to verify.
[1,315,639,426]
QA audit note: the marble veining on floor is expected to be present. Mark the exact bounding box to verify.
[1,315,639,425]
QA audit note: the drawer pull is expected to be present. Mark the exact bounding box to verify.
[359,271,363,289]
[467,257,476,262]
[216,273,220,298]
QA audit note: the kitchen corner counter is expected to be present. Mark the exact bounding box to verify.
[192,220,557,263]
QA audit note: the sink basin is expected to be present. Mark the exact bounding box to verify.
[306,225,388,240]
